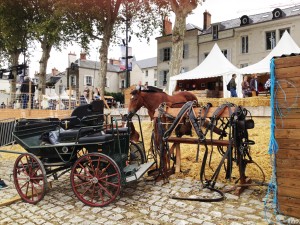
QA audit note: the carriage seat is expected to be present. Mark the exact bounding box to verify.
[59,127,96,142]
[77,133,114,144]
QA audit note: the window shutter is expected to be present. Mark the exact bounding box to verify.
[158,71,164,87]
[227,49,232,62]
[159,49,163,62]
[183,44,189,59]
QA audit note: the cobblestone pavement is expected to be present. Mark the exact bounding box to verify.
[0,159,299,225]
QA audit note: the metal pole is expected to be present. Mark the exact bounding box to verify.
[125,18,129,88]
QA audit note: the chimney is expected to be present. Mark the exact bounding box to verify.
[203,10,211,30]
[80,52,87,61]
[52,67,58,76]
[68,52,76,67]
[163,16,172,35]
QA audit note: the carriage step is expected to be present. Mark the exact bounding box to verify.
[125,162,154,183]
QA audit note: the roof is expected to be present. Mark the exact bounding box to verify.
[156,23,201,39]
[76,59,121,73]
[202,5,300,35]
[135,57,157,69]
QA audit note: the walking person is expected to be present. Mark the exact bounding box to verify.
[229,74,238,97]
[250,74,259,96]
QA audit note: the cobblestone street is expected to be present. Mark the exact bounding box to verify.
[0,159,298,225]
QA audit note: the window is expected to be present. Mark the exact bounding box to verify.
[154,69,157,78]
[222,49,228,58]
[154,80,157,86]
[183,44,189,59]
[163,47,171,61]
[120,80,125,88]
[266,31,276,50]
[70,76,75,86]
[163,70,168,86]
[145,70,148,77]
[241,36,248,53]
[59,85,64,95]
[85,75,93,86]
[240,63,248,68]
[212,25,219,40]
[279,28,290,38]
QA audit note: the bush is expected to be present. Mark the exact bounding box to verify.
[104,91,124,104]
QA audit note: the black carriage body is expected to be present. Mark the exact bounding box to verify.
[9,101,153,207]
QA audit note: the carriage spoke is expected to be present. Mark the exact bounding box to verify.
[96,182,113,198]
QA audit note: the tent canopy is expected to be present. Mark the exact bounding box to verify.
[169,43,241,97]
[239,31,300,74]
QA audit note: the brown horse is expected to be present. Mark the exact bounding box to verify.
[128,90,198,119]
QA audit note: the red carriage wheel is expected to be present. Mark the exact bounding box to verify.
[70,153,121,207]
[13,153,47,204]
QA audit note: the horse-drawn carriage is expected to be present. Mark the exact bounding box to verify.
[0,100,153,207]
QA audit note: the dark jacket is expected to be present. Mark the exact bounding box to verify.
[229,78,236,90]
[250,78,258,91]
[20,80,35,94]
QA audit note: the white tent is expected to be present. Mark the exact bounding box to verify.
[239,31,300,74]
[169,43,242,98]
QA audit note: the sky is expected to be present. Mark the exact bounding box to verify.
[27,0,300,76]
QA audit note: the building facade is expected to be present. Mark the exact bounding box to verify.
[66,53,123,98]
[156,23,201,89]
[199,6,300,68]
[156,5,300,90]
[131,57,157,87]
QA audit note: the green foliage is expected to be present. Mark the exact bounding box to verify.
[105,91,124,104]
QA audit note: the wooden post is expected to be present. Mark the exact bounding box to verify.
[175,143,181,173]
[28,81,32,110]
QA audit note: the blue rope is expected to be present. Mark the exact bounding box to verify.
[268,59,279,154]
[264,58,281,224]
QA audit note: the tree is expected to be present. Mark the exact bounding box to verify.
[152,0,204,89]
[27,0,77,95]
[69,0,160,100]
[0,0,33,95]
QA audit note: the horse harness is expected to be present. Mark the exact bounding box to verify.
[154,101,259,202]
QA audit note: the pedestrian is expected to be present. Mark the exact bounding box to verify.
[250,74,258,96]
[80,89,90,105]
[20,76,35,109]
[264,78,271,94]
[0,102,5,108]
[229,74,238,97]
[94,87,101,100]
[136,81,145,91]
[241,76,251,98]
[0,178,8,190]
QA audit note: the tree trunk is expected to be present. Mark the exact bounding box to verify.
[169,14,186,79]
[39,41,52,95]
[9,51,20,101]
[98,27,112,100]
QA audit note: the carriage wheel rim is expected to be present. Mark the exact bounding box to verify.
[13,153,47,204]
[70,153,121,207]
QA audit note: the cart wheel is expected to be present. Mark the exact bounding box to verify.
[71,153,121,207]
[129,142,145,165]
[13,153,47,204]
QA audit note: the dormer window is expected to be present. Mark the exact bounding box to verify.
[212,25,218,40]
[272,8,284,19]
